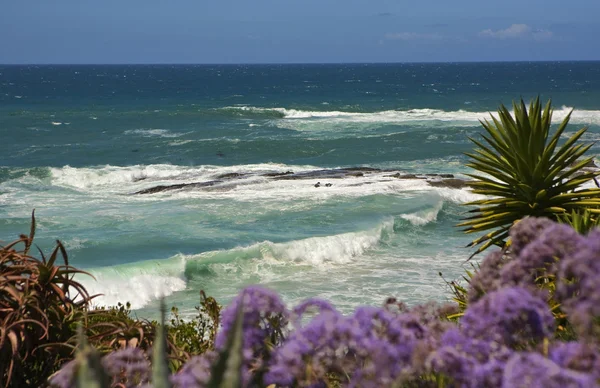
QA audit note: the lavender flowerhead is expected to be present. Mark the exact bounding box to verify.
[266,301,433,387]
[502,352,598,388]
[509,217,555,256]
[556,230,600,338]
[550,342,600,380]
[427,329,513,388]
[102,347,151,387]
[171,351,218,388]
[461,286,554,347]
[215,286,289,383]
[468,250,507,303]
[48,347,150,388]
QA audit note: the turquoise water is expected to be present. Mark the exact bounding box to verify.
[1,62,600,317]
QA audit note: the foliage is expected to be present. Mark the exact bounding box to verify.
[0,211,95,388]
[168,291,220,368]
[558,209,600,234]
[0,213,220,387]
[458,98,600,257]
[48,219,600,388]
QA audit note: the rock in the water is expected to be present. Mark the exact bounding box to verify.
[427,179,468,189]
[386,173,427,179]
[216,172,246,179]
[134,181,220,194]
[263,171,294,177]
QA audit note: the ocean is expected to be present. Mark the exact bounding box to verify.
[1,62,600,317]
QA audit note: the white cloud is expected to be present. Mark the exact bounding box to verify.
[479,24,531,38]
[384,32,443,41]
[479,24,553,40]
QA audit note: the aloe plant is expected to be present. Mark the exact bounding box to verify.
[459,98,600,257]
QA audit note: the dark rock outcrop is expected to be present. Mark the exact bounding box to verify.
[134,180,221,195]
[132,166,470,195]
[427,178,468,189]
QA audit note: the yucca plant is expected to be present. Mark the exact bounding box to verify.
[459,98,600,257]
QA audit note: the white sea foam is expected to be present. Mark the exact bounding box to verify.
[223,105,600,127]
[124,129,184,138]
[168,139,194,146]
[44,163,479,205]
[433,187,486,204]
[79,220,394,308]
[401,201,444,226]
[267,219,394,265]
[47,163,319,193]
[81,258,187,309]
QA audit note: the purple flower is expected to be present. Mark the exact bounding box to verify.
[502,352,598,388]
[427,329,513,387]
[48,348,150,388]
[291,298,337,327]
[468,250,507,303]
[265,307,343,387]
[504,224,584,287]
[509,217,555,256]
[266,303,432,387]
[550,342,600,380]
[171,352,218,388]
[556,232,600,337]
[215,286,289,384]
[102,347,150,387]
[461,286,554,347]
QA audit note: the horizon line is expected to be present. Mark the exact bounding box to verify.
[1,59,600,66]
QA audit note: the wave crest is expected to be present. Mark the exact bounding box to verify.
[220,105,600,126]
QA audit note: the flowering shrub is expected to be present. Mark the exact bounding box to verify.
[47,218,600,387]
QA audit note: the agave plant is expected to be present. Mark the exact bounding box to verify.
[459,98,600,257]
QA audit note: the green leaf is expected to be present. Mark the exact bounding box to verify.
[207,301,244,388]
[152,299,172,388]
[75,325,111,388]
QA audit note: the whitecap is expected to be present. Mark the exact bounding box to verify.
[124,129,184,138]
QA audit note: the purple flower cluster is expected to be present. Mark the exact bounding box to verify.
[502,352,596,388]
[556,229,600,338]
[427,329,513,387]
[49,347,151,388]
[427,286,554,387]
[502,223,584,289]
[508,216,555,256]
[171,351,217,388]
[550,342,600,380]
[265,299,432,387]
[215,285,289,383]
[467,250,506,303]
[461,286,554,347]
[468,218,588,300]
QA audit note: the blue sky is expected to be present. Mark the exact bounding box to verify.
[1,0,599,63]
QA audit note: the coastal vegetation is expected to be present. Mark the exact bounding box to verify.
[1,99,600,387]
[459,97,600,257]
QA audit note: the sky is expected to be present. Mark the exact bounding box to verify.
[1,0,600,64]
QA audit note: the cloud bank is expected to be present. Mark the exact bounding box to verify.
[479,24,553,40]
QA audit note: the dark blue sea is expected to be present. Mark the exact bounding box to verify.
[1,62,600,316]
